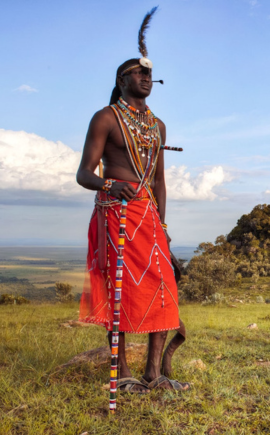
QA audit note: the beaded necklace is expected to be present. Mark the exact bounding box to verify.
[110,97,161,204]
[117,97,159,157]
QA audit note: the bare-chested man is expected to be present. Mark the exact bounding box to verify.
[77,58,189,393]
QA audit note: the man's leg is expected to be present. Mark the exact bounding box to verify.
[143,331,171,387]
[161,331,185,377]
[162,320,186,377]
[143,331,190,390]
[107,331,149,393]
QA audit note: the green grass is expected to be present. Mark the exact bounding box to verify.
[1,303,270,434]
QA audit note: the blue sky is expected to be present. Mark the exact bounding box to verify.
[1,0,270,247]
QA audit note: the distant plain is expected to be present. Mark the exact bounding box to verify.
[0,247,87,301]
[0,246,196,301]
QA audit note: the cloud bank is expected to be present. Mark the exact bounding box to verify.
[165,165,232,201]
[0,129,232,206]
[0,129,88,205]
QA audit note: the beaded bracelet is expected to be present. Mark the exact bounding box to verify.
[162,223,168,231]
[102,179,116,194]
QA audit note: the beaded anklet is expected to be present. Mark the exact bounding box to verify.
[102,179,116,195]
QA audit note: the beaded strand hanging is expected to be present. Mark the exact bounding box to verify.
[110,97,161,203]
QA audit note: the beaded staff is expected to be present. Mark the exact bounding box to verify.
[109,198,128,413]
[160,145,183,152]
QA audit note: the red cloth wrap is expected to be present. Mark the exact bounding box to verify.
[79,183,180,333]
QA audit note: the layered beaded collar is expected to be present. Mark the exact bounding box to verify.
[110,99,161,205]
[119,97,151,116]
[117,97,157,131]
[116,97,159,156]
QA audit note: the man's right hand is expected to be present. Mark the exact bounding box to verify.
[109,181,137,201]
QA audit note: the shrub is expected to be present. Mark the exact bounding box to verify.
[0,294,30,305]
[201,292,226,305]
[55,282,74,302]
[235,273,242,287]
[256,296,264,303]
[180,253,236,301]
[251,273,259,285]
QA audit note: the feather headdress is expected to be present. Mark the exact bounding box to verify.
[109,6,159,103]
[138,6,158,59]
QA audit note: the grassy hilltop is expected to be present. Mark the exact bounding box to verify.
[1,302,270,434]
[1,205,270,433]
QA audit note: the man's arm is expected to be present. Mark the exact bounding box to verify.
[77,107,136,201]
[77,108,112,191]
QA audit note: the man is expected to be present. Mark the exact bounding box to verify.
[77,58,189,393]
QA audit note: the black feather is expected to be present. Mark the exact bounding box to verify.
[138,6,158,58]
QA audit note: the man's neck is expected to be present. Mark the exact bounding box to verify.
[121,96,147,112]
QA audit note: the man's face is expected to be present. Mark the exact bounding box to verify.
[120,66,153,98]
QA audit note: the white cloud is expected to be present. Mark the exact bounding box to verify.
[165,165,232,201]
[14,84,38,93]
[0,129,89,202]
[0,129,237,206]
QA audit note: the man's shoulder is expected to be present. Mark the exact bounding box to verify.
[156,117,166,137]
[156,117,165,129]
[90,106,116,130]
[92,106,115,121]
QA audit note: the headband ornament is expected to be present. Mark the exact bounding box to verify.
[120,6,158,76]
[109,6,159,104]
[138,6,158,69]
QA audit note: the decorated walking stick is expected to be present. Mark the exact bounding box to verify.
[99,160,103,178]
[160,145,183,152]
[109,198,128,413]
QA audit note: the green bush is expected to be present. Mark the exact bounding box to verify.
[180,253,236,301]
[55,282,74,302]
[201,292,226,306]
[0,294,30,305]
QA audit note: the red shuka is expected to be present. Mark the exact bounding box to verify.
[79,183,180,333]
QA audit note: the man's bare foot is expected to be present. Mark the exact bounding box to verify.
[117,377,150,394]
[107,332,149,393]
[118,366,149,393]
[141,375,190,391]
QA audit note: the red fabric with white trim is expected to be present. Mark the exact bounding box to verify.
[79,183,180,333]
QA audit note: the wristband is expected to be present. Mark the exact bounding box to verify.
[162,223,168,231]
[102,179,116,194]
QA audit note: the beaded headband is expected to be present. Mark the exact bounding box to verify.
[120,61,153,76]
